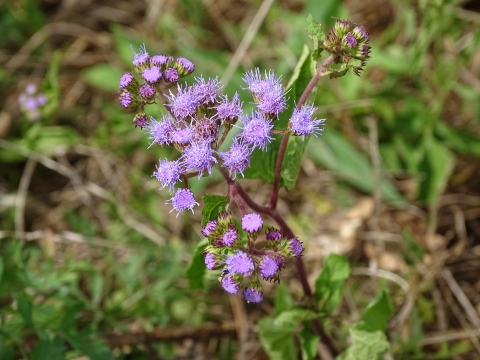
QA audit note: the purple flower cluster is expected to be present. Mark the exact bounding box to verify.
[201,212,304,302]
[18,84,48,121]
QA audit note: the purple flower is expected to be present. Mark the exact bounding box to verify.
[120,72,134,89]
[131,44,150,68]
[193,117,219,143]
[221,275,239,294]
[166,188,198,216]
[243,287,263,303]
[25,84,37,95]
[139,84,156,99]
[266,228,282,241]
[142,66,162,84]
[214,93,243,123]
[35,94,47,107]
[257,88,287,116]
[147,115,176,146]
[243,68,282,98]
[119,90,132,108]
[153,158,184,192]
[218,138,252,179]
[242,213,263,233]
[181,140,217,178]
[133,112,148,128]
[171,126,194,146]
[352,26,369,41]
[175,57,195,76]
[164,68,179,83]
[288,238,303,257]
[202,220,218,237]
[166,85,199,120]
[191,76,222,106]
[151,54,171,67]
[259,256,279,278]
[205,252,218,270]
[225,251,254,275]
[289,104,325,137]
[343,33,357,48]
[222,229,238,247]
[237,112,273,150]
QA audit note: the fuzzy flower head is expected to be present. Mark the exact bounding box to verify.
[204,252,221,270]
[221,274,240,294]
[259,256,279,279]
[181,140,217,178]
[342,33,357,48]
[286,237,303,257]
[243,286,263,303]
[163,68,179,83]
[151,54,172,68]
[202,220,218,237]
[18,84,48,121]
[166,85,199,120]
[218,138,252,179]
[225,251,254,275]
[288,104,325,137]
[166,188,198,216]
[133,112,148,129]
[119,72,135,89]
[171,126,194,146]
[175,57,195,76]
[119,90,133,109]
[257,87,288,116]
[142,66,162,84]
[131,44,150,71]
[192,76,222,106]
[242,213,263,233]
[153,158,184,192]
[147,115,176,146]
[139,84,156,99]
[214,93,243,123]
[266,227,283,241]
[243,69,282,98]
[222,229,238,247]
[193,117,219,143]
[237,112,273,151]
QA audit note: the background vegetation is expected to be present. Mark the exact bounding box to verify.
[1,0,480,358]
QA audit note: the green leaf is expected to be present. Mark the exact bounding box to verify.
[274,283,295,316]
[65,333,114,360]
[306,14,325,61]
[0,257,3,287]
[416,138,454,203]
[0,337,15,360]
[17,292,33,327]
[258,316,297,360]
[314,254,350,314]
[336,328,390,360]
[90,272,104,307]
[274,309,318,329]
[29,334,65,360]
[186,239,208,290]
[81,64,124,93]
[357,290,394,332]
[308,130,406,205]
[300,329,320,360]
[201,194,228,227]
[435,121,480,156]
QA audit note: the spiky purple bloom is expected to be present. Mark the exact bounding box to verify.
[131,44,150,68]
[205,252,217,270]
[242,213,263,233]
[166,188,198,216]
[151,54,169,67]
[222,229,238,247]
[176,57,195,75]
[153,159,184,192]
[164,68,179,83]
[243,287,263,303]
[193,117,219,142]
[225,251,254,275]
[133,113,148,128]
[259,256,279,278]
[139,84,156,99]
[166,85,199,120]
[352,26,369,41]
[237,112,273,150]
[119,90,132,108]
[266,228,282,241]
[202,220,218,237]
[257,88,287,116]
[192,76,222,106]
[142,66,162,84]
[343,33,357,48]
[289,104,325,137]
[288,238,303,257]
[221,275,239,294]
[242,68,282,98]
[171,126,193,146]
[147,116,176,146]
[181,141,217,178]
[120,72,134,89]
[218,138,252,179]
[214,93,243,123]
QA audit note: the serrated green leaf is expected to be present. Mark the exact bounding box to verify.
[274,282,295,316]
[357,290,394,332]
[82,64,124,93]
[258,316,297,360]
[201,194,228,226]
[274,309,318,329]
[65,333,114,360]
[29,334,65,360]
[17,292,33,327]
[186,239,208,290]
[336,328,390,360]
[300,329,320,360]
[315,254,350,314]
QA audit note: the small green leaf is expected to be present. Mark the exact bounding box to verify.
[274,309,318,329]
[65,333,114,360]
[357,290,394,332]
[336,328,390,360]
[17,292,33,327]
[90,272,104,307]
[186,239,208,290]
[201,194,228,226]
[82,64,124,93]
[300,329,320,360]
[274,283,295,316]
[258,316,297,360]
[29,333,65,360]
[315,254,350,314]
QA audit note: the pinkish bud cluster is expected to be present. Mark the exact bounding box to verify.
[201,212,303,302]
